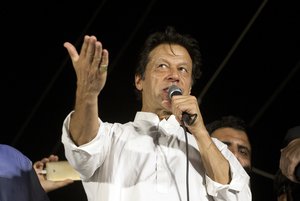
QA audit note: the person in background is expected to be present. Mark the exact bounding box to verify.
[0,144,50,201]
[279,126,300,183]
[205,115,252,173]
[61,26,251,201]
[274,126,300,201]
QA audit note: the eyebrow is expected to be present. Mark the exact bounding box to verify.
[237,145,251,153]
[221,140,251,153]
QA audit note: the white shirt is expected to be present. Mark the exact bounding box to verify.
[62,111,251,201]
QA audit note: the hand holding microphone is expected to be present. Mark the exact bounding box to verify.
[168,85,197,126]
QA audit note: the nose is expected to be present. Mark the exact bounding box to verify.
[167,67,180,82]
[231,150,242,164]
[228,147,239,159]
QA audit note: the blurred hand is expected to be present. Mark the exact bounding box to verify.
[33,155,74,192]
[280,138,300,183]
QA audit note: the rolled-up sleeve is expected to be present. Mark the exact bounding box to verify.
[205,138,252,200]
[61,112,110,180]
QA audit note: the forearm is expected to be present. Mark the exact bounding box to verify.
[69,90,100,146]
[195,129,230,184]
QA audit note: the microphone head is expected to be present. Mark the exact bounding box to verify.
[168,85,182,99]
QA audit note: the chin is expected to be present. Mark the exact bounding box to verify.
[162,100,172,110]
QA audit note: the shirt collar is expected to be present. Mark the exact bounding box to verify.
[134,112,182,133]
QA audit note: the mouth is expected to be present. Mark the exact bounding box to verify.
[162,87,171,100]
[164,85,177,93]
[165,85,182,99]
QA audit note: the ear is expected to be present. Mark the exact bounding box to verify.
[135,74,143,91]
[189,86,192,94]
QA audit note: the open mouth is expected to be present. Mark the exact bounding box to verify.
[163,87,171,101]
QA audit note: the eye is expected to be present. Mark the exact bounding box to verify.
[239,148,250,157]
[178,66,188,73]
[158,64,168,69]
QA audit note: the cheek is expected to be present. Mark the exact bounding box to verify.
[148,74,163,89]
[238,157,250,167]
[151,71,166,79]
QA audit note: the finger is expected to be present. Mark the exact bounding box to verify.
[101,49,109,66]
[49,180,74,191]
[64,42,79,62]
[91,41,103,69]
[279,153,286,171]
[48,155,59,162]
[79,35,91,57]
[99,65,108,73]
[86,36,97,63]
[56,179,74,187]
[98,50,109,73]
[41,158,50,164]
[33,161,44,169]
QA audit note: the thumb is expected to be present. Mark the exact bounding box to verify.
[63,42,79,62]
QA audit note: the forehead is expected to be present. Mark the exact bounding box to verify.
[211,127,251,148]
[148,44,192,64]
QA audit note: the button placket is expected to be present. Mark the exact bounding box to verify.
[156,126,172,193]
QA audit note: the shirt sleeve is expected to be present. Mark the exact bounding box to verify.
[61,111,111,180]
[205,138,252,201]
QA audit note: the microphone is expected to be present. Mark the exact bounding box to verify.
[168,85,197,125]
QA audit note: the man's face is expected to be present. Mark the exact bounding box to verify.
[211,127,252,171]
[135,44,193,116]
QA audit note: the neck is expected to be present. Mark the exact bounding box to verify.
[141,107,172,121]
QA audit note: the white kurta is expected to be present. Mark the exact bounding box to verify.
[62,111,251,201]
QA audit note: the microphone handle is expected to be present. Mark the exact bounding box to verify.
[182,112,197,126]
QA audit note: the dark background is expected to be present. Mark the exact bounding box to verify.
[1,0,299,200]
